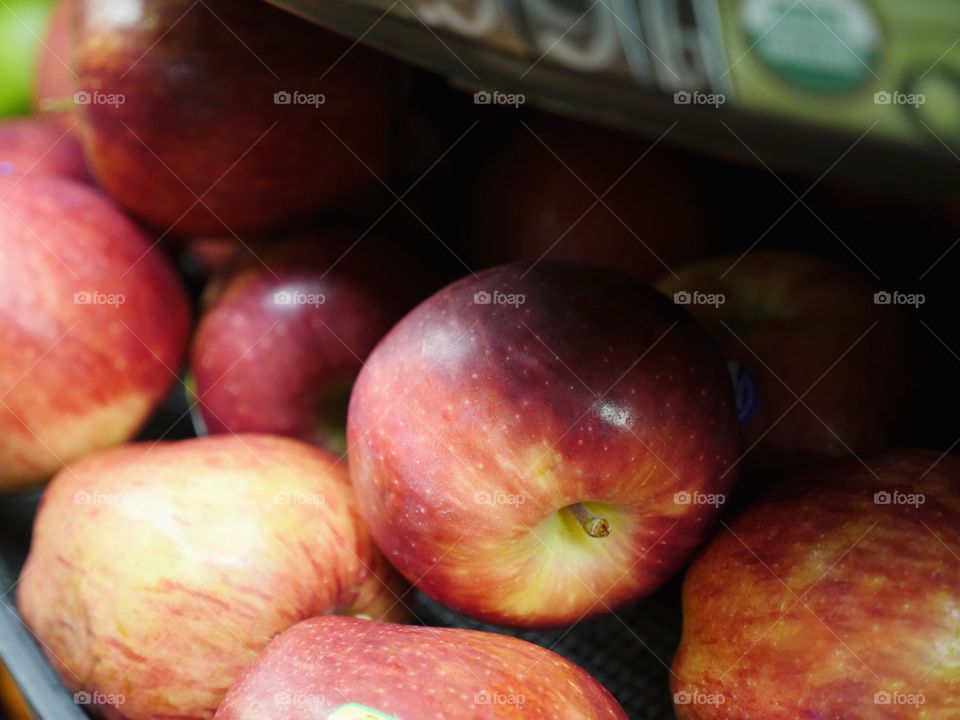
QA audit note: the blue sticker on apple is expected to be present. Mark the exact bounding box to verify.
[727,359,758,425]
[0,161,13,177]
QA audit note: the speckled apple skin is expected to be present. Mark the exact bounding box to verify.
[17,435,408,720]
[0,175,189,489]
[73,0,402,237]
[0,117,89,183]
[657,251,918,471]
[215,616,628,719]
[672,449,960,719]
[347,263,741,627]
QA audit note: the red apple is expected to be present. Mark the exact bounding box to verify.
[656,251,919,472]
[347,262,740,627]
[33,0,74,121]
[191,229,446,453]
[72,0,404,237]
[466,115,710,280]
[18,435,408,720]
[0,174,189,490]
[672,448,960,719]
[0,116,88,183]
[215,616,627,719]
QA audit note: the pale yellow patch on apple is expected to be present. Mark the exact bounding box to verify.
[493,502,638,619]
[0,391,150,490]
[931,595,960,676]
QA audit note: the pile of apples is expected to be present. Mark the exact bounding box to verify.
[1,1,955,719]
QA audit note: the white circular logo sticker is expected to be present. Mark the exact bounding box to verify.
[741,0,881,91]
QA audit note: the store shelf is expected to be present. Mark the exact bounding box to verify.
[268,0,960,196]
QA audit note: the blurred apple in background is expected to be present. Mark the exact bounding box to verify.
[32,0,73,119]
[216,616,627,719]
[466,115,709,279]
[672,449,960,719]
[18,435,407,720]
[657,251,918,473]
[0,663,32,720]
[0,174,189,490]
[191,229,450,453]
[348,262,740,628]
[0,117,88,182]
[0,0,55,117]
[72,0,405,237]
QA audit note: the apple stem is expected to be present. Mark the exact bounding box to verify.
[569,503,610,538]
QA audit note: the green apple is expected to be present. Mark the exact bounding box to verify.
[0,0,55,117]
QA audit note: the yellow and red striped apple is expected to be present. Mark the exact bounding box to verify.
[348,263,740,627]
[672,448,960,719]
[0,174,189,490]
[18,435,407,720]
[215,616,627,719]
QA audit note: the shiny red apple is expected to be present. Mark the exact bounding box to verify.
[347,262,740,627]
[215,616,627,719]
[0,116,88,183]
[191,229,446,453]
[672,448,960,719]
[0,174,189,490]
[656,251,919,472]
[72,0,403,237]
[18,435,407,720]
[466,115,710,280]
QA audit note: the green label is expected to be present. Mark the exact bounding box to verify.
[328,704,398,720]
[741,0,881,91]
